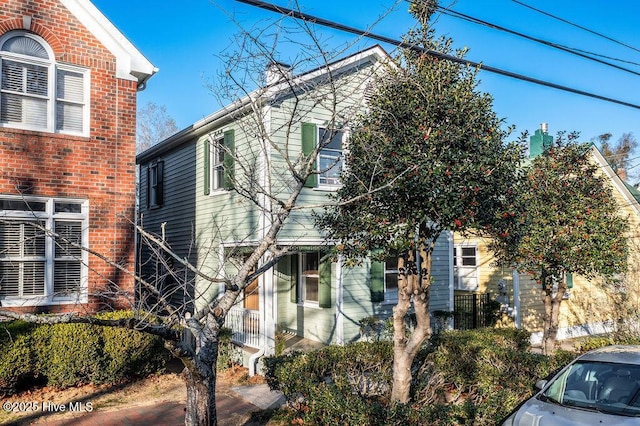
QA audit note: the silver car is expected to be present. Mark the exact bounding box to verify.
[502,345,640,425]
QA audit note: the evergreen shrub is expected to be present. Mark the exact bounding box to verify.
[0,311,171,395]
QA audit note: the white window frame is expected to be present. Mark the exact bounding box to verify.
[453,244,479,291]
[209,136,225,192]
[299,251,320,306]
[0,195,89,306]
[317,127,345,188]
[0,31,90,136]
[383,255,399,303]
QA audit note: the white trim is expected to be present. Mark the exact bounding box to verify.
[529,320,616,346]
[60,0,157,82]
[590,145,640,216]
[0,195,89,307]
[335,255,344,345]
[512,269,521,329]
[0,32,91,136]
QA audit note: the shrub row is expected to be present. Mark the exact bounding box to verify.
[0,311,171,395]
[265,328,577,425]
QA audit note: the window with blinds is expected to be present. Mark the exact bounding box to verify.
[0,196,88,305]
[0,32,88,135]
[0,221,46,297]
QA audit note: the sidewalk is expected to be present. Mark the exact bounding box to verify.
[17,381,284,426]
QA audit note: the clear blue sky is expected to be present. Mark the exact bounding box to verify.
[93,0,640,155]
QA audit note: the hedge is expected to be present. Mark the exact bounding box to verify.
[0,311,171,395]
[265,328,579,425]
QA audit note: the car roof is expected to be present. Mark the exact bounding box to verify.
[578,345,640,365]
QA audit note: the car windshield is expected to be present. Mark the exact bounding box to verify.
[541,360,640,417]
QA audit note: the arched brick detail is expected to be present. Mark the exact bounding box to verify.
[0,18,65,59]
[29,21,65,59]
[0,17,23,34]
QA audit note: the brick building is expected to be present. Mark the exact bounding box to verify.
[0,0,155,312]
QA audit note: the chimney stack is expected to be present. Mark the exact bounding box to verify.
[617,168,628,181]
[266,61,292,86]
[529,122,553,159]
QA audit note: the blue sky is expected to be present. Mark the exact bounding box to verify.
[93,0,640,155]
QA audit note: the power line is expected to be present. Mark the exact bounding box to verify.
[235,0,640,111]
[512,0,640,55]
[431,4,640,75]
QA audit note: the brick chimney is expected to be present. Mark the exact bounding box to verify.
[617,168,628,181]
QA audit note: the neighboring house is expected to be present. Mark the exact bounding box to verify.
[136,45,452,370]
[452,125,640,344]
[0,0,156,313]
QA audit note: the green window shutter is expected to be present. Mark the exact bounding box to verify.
[223,129,235,190]
[282,254,298,304]
[301,122,317,188]
[319,256,332,308]
[203,139,210,195]
[566,273,574,289]
[370,260,385,303]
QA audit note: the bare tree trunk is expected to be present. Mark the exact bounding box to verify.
[390,245,432,403]
[184,365,217,426]
[181,316,221,426]
[542,285,565,355]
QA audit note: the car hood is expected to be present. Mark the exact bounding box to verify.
[510,397,640,426]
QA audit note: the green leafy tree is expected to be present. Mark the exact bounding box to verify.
[316,1,523,403]
[490,137,629,354]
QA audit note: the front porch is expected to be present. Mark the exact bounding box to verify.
[224,307,328,354]
[225,307,261,348]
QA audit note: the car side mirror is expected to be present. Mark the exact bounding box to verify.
[535,380,547,390]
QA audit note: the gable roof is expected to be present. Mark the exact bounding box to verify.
[136,44,391,164]
[61,0,157,87]
[589,144,640,216]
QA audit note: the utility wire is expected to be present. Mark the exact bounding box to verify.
[235,0,640,111]
[512,0,640,55]
[431,4,640,75]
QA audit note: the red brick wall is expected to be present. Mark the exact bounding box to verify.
[0,1,139,313]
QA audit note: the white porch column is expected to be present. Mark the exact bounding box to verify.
[335,255,344,346]
[512,268,521,329]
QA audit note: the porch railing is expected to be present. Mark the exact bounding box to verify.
[224,307,261,348]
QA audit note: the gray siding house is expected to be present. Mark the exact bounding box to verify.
[136,45,453,369]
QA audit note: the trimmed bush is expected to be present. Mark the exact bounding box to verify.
[265,328,579,425]
[264,341,393,424]
[0,311,171,395]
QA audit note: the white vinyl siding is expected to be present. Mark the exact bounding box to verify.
[0,32,89,135]
[0,196,88,305]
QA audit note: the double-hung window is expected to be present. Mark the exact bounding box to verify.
[294,251,332,308]
[300,252,320,303]
[0,31,89,135]
[318,127,344,186]
[370,255,399,303]
[0,196,88,306]
[453,244,478,291]
[301,123,345,188]
[147,160,164,208]
[204,130,235,194]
